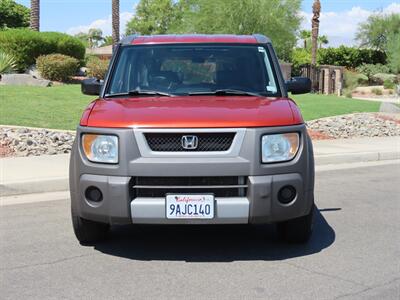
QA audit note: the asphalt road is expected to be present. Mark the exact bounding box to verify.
[1,163,399,299]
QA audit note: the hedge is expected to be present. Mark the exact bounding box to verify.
[318,46,386,69]
[36,54,79,82]
[291,46,387,75]
[0,29,85,72]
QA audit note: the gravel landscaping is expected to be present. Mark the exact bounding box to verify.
[1,112,399,158]
[307,113,400,139]
[0,127,75,157]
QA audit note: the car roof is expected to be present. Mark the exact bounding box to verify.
[120,34,271,45]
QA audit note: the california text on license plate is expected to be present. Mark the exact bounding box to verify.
[166,194,214,219]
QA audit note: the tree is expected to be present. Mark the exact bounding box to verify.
[74,32,90,48]
[318,35,328,48]
[300,30,311,49]
[30,0,39,31]
[0,0,30,28]
[125,0,302,60]
[125,0,181,35]
[112,0,120,45]
[356,13,400,74]
[311,0,320,66]
[75,29,110,48]
[176,0,302,61]
[356,13,400,52]
[87,28,104,48]
[102,36,114,46]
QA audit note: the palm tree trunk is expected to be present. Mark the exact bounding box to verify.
[311,0,320,66]
[112,0,120,45]
[30,0,40,31]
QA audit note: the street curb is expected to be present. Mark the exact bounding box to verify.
[314,151,400,165]
[0,124,75,134]
[1,150,399,197]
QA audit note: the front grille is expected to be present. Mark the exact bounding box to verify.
[144,132,235,152]
[132,176,247,198]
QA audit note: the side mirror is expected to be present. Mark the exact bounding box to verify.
[81,78,103,96]
[285,77,312,94]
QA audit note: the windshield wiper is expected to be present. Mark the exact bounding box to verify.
[105,89,173,98]
[188,89,263,97]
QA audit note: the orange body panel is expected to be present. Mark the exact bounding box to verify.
[81,96,303,128]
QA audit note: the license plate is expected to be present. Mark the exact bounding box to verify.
[166,194,214,219]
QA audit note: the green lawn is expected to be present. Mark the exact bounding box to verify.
[0,85,382,130]
[1,85,94,130]
[291,93,381,121]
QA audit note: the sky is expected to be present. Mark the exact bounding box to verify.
[15,0,400,47]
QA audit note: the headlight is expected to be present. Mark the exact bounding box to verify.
[82,134,118,163]
[261,133,299,163]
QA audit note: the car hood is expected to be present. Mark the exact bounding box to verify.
[83,96,303,128]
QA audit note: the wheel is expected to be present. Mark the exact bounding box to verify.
[71,209,110,244]
[277,205,315,243]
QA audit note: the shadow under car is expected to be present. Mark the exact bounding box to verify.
[91,207,337,262]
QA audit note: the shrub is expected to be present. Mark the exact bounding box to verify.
[356,64,391,83]
[0,29,85,72]
[36,54,79,82]
[86,56,109,79]
[344,70,368,90]
[343,71,368,99]
[383,79,395,89]
[372,73,397,85]
[291,48,311,76]
[344,90,353,98]
[0,51,17,74]
[371,88,383,95]
[40,32,85,61]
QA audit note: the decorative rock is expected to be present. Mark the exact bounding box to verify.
[0,127,75,157]
[307,113,400,139]
[0,74,52,87]
[25,65,42,79]
[77,67,87,76]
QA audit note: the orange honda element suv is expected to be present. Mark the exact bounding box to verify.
[70,34,314,244]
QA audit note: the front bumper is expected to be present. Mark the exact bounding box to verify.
[70,125,314,225]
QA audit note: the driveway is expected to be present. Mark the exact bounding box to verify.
[0,162,399,299]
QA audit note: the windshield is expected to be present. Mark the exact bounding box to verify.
[106,44,281,97]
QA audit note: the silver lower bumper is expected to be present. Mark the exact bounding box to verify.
[73,173,313,225]
[131,197,249,224]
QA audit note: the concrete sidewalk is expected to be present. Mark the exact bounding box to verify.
[313,136,399,165]
[1,137,399,197]
[0,154,69,196]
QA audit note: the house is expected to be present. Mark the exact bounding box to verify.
[86,45,113,60]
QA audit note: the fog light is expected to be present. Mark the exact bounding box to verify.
[278,185,296,204]
[85,186,103,202]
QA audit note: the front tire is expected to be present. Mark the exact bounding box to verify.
[277,205,314,243]
[71,209,110,244]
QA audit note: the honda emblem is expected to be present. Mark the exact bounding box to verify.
[181,135,199,150]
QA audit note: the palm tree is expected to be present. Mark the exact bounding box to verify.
[112,0,120,45]
[30,0,40,31]
[88,28,104,48]
[300,30,311,49]
[311,0,321,66]
[318,35,329,48]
